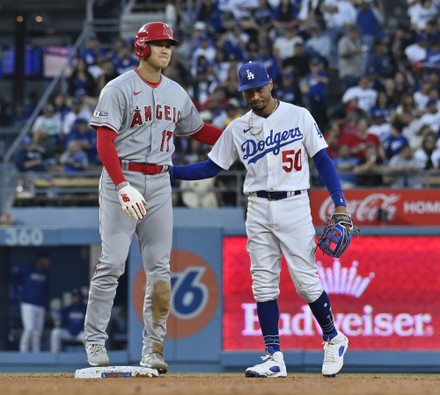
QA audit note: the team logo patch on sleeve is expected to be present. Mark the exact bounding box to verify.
[94,110,108,117]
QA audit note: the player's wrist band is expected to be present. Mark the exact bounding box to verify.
[116,181,129,191]
[330,191,346,207]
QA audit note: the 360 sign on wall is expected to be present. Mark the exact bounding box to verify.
[223,236,440,351]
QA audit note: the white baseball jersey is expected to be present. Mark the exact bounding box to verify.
[208,101,328,193]
[89,69,203,163]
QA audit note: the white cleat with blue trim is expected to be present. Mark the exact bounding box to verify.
[245,351,287,378]
[322,332,348,377]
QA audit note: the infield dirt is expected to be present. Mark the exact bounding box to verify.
[1,373,440,395]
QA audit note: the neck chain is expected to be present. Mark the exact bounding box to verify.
[248,100,279,138]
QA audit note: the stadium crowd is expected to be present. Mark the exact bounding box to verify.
[2,0,440,207]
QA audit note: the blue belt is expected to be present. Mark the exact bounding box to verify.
[249,190,302,201]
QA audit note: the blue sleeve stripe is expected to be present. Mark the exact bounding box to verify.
[172,158,223,180]
[313,149,347,207]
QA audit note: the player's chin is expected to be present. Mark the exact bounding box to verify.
[250,102,265,111]
[158,57,171,67]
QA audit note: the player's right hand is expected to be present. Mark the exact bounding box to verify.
[117,183,147,220]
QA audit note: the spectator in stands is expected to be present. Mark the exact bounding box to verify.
[190,56,219,108]
[256,42,280,83]
[31,103,61,157]
[191,34,217,74]
[222,98,243,127]
[65,118,98,165]
[337,24,365,91]
[68,58,97,99]
[62,96,93,138]
[305,22,332,68]
[50,288,86,353]
[303,57,329,129]
[252,0,275,33]
[383,122,410,160]
[180,178,219,208]
[407,123,437,150]
[367,108,392,143]
[274,66,303,105]
[80,33,107,79]
[394,91,423,130]
[414,130,440,169]
[59,140,89,173]
[282,41,311,78]
[96,59,120,92]
[339,115,381,161]
[165,0,184,31]
[52,92,71,139]
[272,0,297,27]
[15,135,47,173]
[10,101,28,129]
[273,22,304,65]
[196,2,223,34]
[408,0,438,32]
[220,22,249,62]
[404,32,429,69]
[332,144,360,189]
[414,78,432,111]
[419,98,440,133]
[320,0,357,67]
[366,39,395,79]
[356,0,384,55]
[353,143,387,187]
[11,252,52,352]
[386,143,425,188]
[342,75,378,114]
[111,40,138,75]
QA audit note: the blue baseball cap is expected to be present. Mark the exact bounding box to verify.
[237,61,271,92]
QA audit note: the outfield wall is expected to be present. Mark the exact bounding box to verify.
[0,207,439,373]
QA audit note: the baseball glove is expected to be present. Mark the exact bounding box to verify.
[317,213,360,258]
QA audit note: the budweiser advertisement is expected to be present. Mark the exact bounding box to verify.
[310,189,440,226]
[223,236,440,351]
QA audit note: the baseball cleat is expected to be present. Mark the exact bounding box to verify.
[322,332,348,377]
[140,352,169,374]
[86,344,109,367]
[245,351,287,378]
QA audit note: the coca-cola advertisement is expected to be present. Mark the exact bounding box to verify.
[223,236,440,351]
[309,189,440,226]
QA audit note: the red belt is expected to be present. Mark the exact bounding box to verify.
[125,162,169,175]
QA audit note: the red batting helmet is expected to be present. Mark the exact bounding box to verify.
[134,22,179,59]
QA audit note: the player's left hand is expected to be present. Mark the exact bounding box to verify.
[117,183,147,220]
[317,210,360,258]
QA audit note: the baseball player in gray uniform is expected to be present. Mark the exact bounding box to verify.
[171,61,354,378]
[84,22,222,373]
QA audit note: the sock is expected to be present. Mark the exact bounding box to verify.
[308,291,338,341]
[257,299,280,353]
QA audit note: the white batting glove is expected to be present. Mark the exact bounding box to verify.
[117,182,147,220]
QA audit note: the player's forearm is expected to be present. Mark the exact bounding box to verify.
[96,126,126,187]
[171,158,222,180]
[313,149,347,207]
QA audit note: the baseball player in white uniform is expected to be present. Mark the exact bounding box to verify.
[84,22,223,373]
[171,61,352,378]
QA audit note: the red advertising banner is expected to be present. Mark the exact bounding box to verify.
[309,189,440,227]
[223,236,440,351]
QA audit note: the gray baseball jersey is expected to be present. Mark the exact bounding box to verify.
[90,69,203,163]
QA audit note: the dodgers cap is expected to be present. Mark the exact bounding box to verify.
[237,61,270,92]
